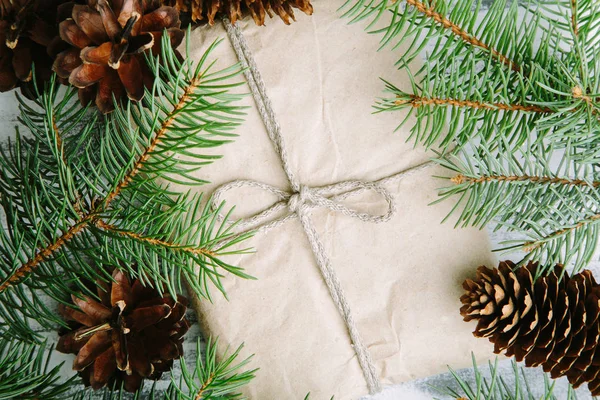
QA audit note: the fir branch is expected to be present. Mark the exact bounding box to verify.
[379,60,557,149]
[521,213,600,252]
[345,0,600,156]
[534,0,600,55]
[396,94,552,113]
[436,140,600,272]
[403,0,520,71]
[0,213,94,293]
[102,75,203,208]
[94,219,217,258]
[345,0,600,273]
[451,173,600,188]
[173,338,256,400]
[571,0,579,37]
[1,38,241,291]
[342,0,536,73]
[0,35,250,341]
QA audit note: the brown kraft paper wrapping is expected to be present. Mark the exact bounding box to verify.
[179,2,497,398]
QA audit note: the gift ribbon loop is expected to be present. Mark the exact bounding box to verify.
[217,17,433,395]
[212,179,396,235]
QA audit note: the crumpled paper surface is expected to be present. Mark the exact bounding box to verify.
[181,1,497,398]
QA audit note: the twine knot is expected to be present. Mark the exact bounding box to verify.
[288,185,312,213]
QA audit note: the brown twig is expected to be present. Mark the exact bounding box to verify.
[194,373,216,400]
[95,219,217,258]
[0,214,95,292]
[103,77,201,207]
[451,173,600,188]
[523,214,600,252]
[404,0,520,72]
[396,94,552,113]
[571,0,579,37]
[572,86,594,105]
[52,115,63,153]
[571,86,600,122]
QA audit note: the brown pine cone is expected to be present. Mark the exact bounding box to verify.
[166,0,314,26]
[52,0,184,113]
[57,269,190,392]
[0,0,67,92]
[460,261,600,395]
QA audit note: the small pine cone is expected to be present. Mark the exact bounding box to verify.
[460,261,600,395]
[57,270,190,392]
[165,0,314,26]
[0,0,67,93]
[52,0,184,113]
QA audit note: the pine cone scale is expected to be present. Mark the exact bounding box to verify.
[53,47,81,79]
[167,0,312,25]
[73,330,112,371]
[73,294,112,322]
[57,330,90,353]
[91,347,117,389]
[116,0,143,33]
[125,303,172,331]
[96,0,122,39]
[112,328,129,371]
[60,20,93,48]
[11,39,33,80]
[142,5,180,30]
[73,5,110,44]
[115,56,142,99]
[461,261,600,395]
[111,270,133,306]
[128,339,153,377]
[0,0,67,93]
[80,43,112,65]
[95,69,122,111]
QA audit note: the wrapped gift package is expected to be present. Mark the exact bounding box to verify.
[178,1,498,398]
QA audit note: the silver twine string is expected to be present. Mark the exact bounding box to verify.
[215,17,434,395]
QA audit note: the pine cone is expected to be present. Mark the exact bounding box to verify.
[0,0,66,93]
[460,261,600,395]
[52,0,184,113]
[57,270,190,392]
[165,0,314,26]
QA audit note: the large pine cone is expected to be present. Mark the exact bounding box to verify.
[0,0,66,92]
[460,261,600,395]
[52,0,184,113]
[166,0,313,26]
[57,270,190,392]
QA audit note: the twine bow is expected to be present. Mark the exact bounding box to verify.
[210,175,393,395]
[212,179,395,235]
[215,18,434,395]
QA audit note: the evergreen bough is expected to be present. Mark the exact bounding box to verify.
[0,31,255,396]
[343,0,600,276]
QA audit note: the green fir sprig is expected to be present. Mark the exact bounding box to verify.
[0,31,252,344]
[343,0,600,274]
[438,356,588,399]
